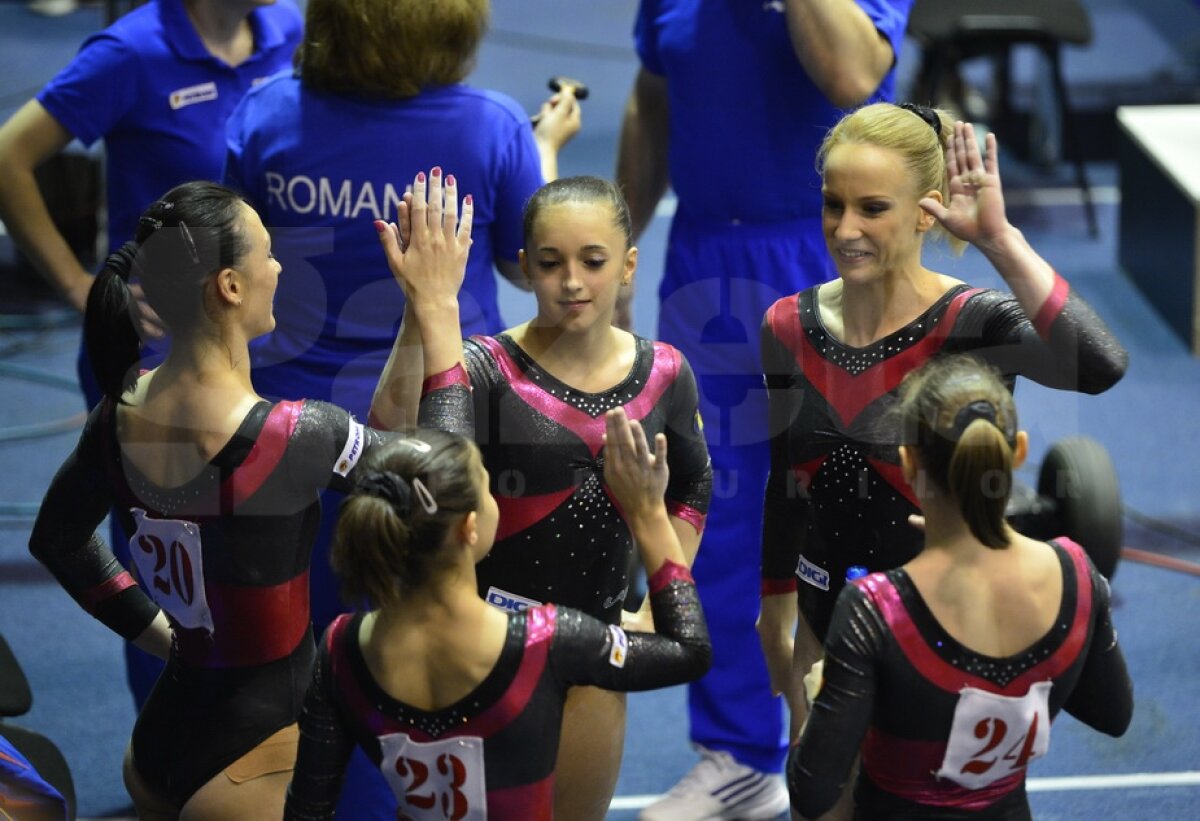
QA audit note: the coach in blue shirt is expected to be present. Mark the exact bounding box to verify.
[616,2,913,819]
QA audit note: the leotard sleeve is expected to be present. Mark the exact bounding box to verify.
[964,275,1127,393]
[285,627,356,820]
[549,560,711,689]
[28,402,160,641]
[786,582,882,819]
[284,400,424,494]
[663,353,712,532]
[760,307,809,594]
[417,339,493,438]
[1060,561,1134,736]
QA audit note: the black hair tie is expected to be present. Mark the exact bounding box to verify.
[357,470,413,517]
[103,241,141,284]
[950,399,1000,441]
[898,102,941,137]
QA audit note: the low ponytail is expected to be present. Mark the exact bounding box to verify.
[948,417,1013,548]
[83,241,142,404]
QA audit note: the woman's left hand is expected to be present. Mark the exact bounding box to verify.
[376,167,472,307]
[920,121,1011,254]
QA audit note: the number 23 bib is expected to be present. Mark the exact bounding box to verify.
[380,733,487,820]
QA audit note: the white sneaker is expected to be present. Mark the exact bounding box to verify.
[640,746,789,820]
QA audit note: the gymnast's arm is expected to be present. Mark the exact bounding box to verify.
[758,315,814,704]
[786,584,881,819]
[551,561,711,691]
[285,635,357,821]
[1060,565,1134,736]
[27,404,168,657]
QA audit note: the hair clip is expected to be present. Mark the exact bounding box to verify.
[177,221,201,265]
[411,477,438,515]
[139,216,163,231]
[898,102,941,137]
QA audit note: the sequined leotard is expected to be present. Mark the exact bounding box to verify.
[760,275,1128,639]
[419,333,713,623]
[786,539,1133,819]
[29,399,404,806]
[284,562,711,820]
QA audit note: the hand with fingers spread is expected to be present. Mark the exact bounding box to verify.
[375,167,473,310]
[919,121,1011,253]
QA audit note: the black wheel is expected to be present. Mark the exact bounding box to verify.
[1036,437,1123,579]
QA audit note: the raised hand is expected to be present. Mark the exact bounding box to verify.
[603,407,669,521]
[919,121,1010,253]
[376,167,473,307]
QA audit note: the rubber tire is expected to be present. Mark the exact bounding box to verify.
[1036,436,1123,579]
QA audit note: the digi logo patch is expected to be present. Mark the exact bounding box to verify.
[169,82,218,110]
[796,555,830,591]
[485,586,541,614]
[607,624,628,668]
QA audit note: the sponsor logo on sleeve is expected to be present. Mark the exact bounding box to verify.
[796,554,830,591]
[334,418,365,476]
[168,82,218,110]
[607,624,628,668]
[485,586,541,614]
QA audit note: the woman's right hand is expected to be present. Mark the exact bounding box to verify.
[375,167,472,311]
[603,407,669,524]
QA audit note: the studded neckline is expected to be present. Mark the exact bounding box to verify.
[109,400,272,514]
[495,333,651,418]
[803,285,970,376]
[344,610,527,738]
[888,544,1075,687]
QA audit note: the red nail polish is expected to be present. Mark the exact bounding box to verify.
[431,167,442,177]
[464,194,473,205]
[416,172,426,183]
[446,174,456,186]
[374,220,387,233]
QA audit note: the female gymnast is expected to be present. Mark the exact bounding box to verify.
[284,408,712,819]
[27,173,470,819]
[786,353,1133,818]
[375,174,713,820]
[756,105,1129,747]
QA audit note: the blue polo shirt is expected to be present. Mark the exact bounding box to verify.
[37,0,303,251]
[635,0,912,223]
[224,74,543,408]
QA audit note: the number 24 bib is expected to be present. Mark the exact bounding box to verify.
[937,681,1052,789]
[129,508,214,634]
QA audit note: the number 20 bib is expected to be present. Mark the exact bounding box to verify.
[379,733,487,820]
[129,507,214,633]
[936,681,1052,789]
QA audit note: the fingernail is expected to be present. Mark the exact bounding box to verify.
[464,194,473,205]
[416,172,426,183]
[374,220,387,233]
[431,167,441,178]
[446,174,456,186]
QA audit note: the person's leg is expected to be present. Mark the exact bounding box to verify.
[177,725,297,821]
[123,744,178,821]
[553,687,627,821]
[643,218,831,820]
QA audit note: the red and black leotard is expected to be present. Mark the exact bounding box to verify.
[760,277,1128,640]
[28,398,404,806]
[284,562,711,820]
[786,539,1133,819]
[420,333,713,623]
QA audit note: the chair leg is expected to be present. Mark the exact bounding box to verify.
[1048,45,1099,238]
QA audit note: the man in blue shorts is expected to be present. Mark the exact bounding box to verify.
[616,1,913,817]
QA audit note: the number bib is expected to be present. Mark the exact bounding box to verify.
[129,508,214,633]
[937,681,1052,789]
[379,733,487,820]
